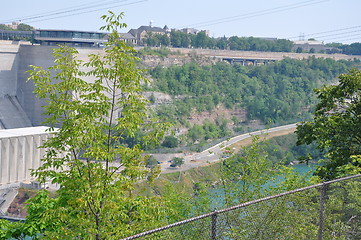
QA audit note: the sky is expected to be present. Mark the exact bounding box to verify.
[1,0,360,44]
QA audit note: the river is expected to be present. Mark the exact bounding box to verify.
[207,163,318,209]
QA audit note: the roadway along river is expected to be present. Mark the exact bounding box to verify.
[158,123,298,173]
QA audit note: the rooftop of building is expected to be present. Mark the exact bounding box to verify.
[293,40,324,45]
[0,126,55,138]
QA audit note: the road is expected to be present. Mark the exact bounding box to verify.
[142,47,361,62]
[158,123,297,173]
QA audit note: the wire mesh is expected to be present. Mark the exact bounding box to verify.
[122,174,361,240]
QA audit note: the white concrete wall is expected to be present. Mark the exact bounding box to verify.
[0,127,50,188]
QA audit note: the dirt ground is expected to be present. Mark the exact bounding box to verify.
[7,189,37,218]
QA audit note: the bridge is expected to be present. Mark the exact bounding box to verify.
[221,57,277,65]
[163,47,361,65]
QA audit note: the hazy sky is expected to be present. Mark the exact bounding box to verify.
[1,0,360,44]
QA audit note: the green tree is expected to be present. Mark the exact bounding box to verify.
[341,42,361,55]
[194,31,208,48]
[145,32,158,46]
[170,157,184,167]
[149,93,156,103]
[161,135,179,148]
[180,33,191,48]
[6,12,171,239]
[216,36,228,49]
[145,155,159,169]
[0,24,12,30]
[297,69,361,180]
[159,34,170,46]
[215,136,318,239]
[188,124,205,143]
[17,23,34,31]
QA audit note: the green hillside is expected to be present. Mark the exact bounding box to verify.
[143,56,359,150]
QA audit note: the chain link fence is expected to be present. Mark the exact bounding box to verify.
[122,174,361,240]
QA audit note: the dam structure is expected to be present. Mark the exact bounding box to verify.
[0,40,101,193]
[0,40,103,129]
[0,126,50,189]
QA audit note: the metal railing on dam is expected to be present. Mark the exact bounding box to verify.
[122,174,361,240]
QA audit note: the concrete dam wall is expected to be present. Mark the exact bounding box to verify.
[0,41,31,129]
[0,40,102,129]
[0,127,50,189]
[0,41,101,190]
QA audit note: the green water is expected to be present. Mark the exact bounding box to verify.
[293,163,317,175]
[208,163,317,209]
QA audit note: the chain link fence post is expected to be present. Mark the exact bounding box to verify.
[318,183,326,240]
[211,210,218,240]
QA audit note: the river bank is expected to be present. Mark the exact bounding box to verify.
[153,124,297,174]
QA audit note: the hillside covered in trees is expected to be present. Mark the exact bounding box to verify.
[145,31,294,52]
[143,55,359,149]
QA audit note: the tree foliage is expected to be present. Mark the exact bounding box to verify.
[150,57,354,125]
[2,12,172,239]
[170,157,184,167]
[17,23,34,31]
[145,155,159,169]
[0,23,34,31]
[340,43,361,55]
[161,135,179,148]
[218,136,310,206]
[262,133,322,165]
[297,69,361,180]
[210,136,321,239]
[144,31,294,52]
[187,119,229,144]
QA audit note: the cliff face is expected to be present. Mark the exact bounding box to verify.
[139,53,218,68]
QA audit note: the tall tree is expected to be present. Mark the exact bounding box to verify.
[297,69,361,180]
[194,31,208,48]
[17,23,34,31]
[8,11,170,239]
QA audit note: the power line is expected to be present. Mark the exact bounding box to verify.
[178,0,328,29]
[0,0,124,23]
[180,0,325,28]
[322,33,361,42]
[316,29,361,39]
[26,0,147,25]
[288,25,361,39]
[0,0,147,25]
[330,37,361,43]
[290,27,361,43]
